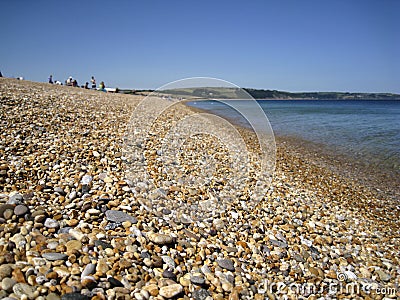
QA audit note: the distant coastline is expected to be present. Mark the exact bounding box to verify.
[121,87,400,100]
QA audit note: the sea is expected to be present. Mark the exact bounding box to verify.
[186,100,400,195]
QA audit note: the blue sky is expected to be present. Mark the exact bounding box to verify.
[1,0,399,92]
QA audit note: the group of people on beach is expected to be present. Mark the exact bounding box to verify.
[48,75,106,91]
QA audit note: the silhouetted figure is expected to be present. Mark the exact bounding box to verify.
[48,75,53,84]
[84,82,89,89]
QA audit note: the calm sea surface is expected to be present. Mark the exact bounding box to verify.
[186,100,400,176]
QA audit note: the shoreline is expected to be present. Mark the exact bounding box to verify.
[185,100,400,203]
[0,78,399,299]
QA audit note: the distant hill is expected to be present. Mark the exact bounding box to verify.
[243,89,400,100]
[120,87,400,100]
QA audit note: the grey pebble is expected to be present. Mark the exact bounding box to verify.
[162,255,176,269]
[8,193,23,204]
[162,270,177,281]
[105,210,138,224]
[192,288,211,300]
[81,263,96,279]
[217,259,235,271]
[61,293,90,300]
[81,175,93,185]
[42,252,68,261]
[190,275,205,285]
[44,218,60,228]
[14,204,28,216]
[68,191,77,201]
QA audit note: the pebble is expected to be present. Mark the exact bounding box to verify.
[105,210,138,224]
[191,275,205,285]
[44,218,60,229]
[81,175,93,185]
[159,284,183,298]
[108,277,124,288]
[148,233,174,245]
[9,193,23,204]
[3,209,13,220]
[162,270,177,281]
[1,277,16,292]
[375,269,391,282]
[14,204,29,216]
[66,240,82,252]
[0,265,13,280]
[217,259,235,271]
[13,283,37,299]
[192,288,211,300]
[81,263,96,278]
[42,252,68,261]
[61,293,90,300]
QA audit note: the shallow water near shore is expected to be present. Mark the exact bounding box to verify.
[187,99,400,198]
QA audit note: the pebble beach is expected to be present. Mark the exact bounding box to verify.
[0,78,399,299]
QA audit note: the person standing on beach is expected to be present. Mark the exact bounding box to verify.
[48,75,53,84]
[91,76,96,89]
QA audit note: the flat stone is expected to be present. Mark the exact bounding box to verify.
[269,239,288,249]
[190,275,205,285]
[0,265,13,280]
[148,233,174,245]
[66,240,82,252]
[192,288,211,300]
[61,293,90,300]
[42,252,68,261]
[1,277,16,292]
[3,209,13,220]
[13,283,36,299]
[183,229,200,241]
[105,210,137,224]
[68,191,77,201]
[14,204,29,216]
[81,175,93,185]
[44,218,60,228]
[81,263,96,279]
[162,256,176,269]
[159,284,183,298]
[162,270,177,281]
[217,259,235,271]
[376,269,391,282]
[9,193,23,204]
